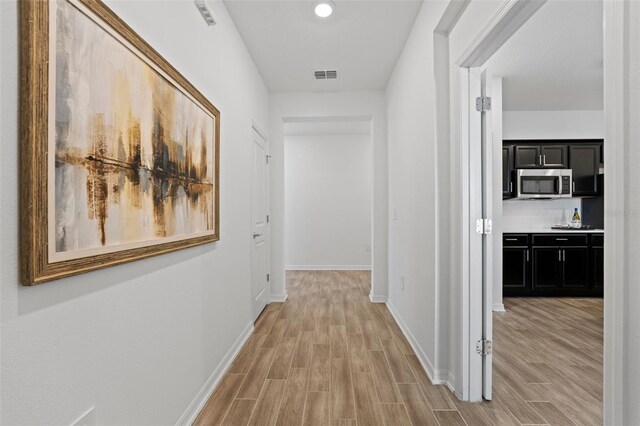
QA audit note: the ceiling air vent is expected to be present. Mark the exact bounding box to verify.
[314,70,338,80]
[194,0,217,26]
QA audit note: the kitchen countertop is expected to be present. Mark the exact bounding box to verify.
[503,228,604,234]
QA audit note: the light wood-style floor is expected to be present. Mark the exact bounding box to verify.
[194,271,603,425]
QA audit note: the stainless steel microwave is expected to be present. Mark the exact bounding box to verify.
[516,169,572,199]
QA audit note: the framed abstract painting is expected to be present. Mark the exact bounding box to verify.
[20,0,220,285]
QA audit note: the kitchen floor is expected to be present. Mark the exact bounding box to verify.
[492,297,603,425]
[193,271,603,425]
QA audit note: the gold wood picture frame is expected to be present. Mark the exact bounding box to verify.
[20,0,221,285]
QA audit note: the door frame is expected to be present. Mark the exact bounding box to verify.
[250,121,271,320]
[453,0,625,420]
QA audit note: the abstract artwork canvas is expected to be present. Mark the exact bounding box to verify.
[20,0,220,285]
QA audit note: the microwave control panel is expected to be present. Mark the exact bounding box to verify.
[561,176,571,194]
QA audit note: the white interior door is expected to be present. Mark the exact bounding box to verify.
[468,67,493,401]
[480,70,494,400]
[251,128,269,321]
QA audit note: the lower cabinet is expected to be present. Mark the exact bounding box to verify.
[504,233,602,297]
[503,247,530,292]
[531,247,562,291]
[562,247,590,290]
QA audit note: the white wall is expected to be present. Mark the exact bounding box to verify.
[384,0,507,397]
[503,110,604,139]
[269,92,388,301]
[385,0,449,386]
[0,1,268,424]
[613,1,640,422]
[284,132,372,269]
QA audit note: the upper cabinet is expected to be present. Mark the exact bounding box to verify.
[503,145,514,198]
[514,144,568,169]
[540,145,569,168]
[505,139,603,198]
[570,144,601,196]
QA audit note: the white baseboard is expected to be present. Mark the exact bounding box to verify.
[285,265,372,271]
[176,321,254,426]
[270,293,288,303]
[492,303,506,312]
[369,293,388,303]
[445,371,457,395]
[386,300,453,389]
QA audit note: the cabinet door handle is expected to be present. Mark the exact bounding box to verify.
[506,238,518,241]
[510,182,513,193]
[558,250,562,261]
[573,181,576,193]
[556,238,568,241]
[543,155,546,166]
[539,155,542,166]
[526,249,530,262]
[563,250,566,262]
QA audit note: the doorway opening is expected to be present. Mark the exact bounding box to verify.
[458,1,607,423]
[283,118,373,277]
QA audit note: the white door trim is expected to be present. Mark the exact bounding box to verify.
[455,0,547,403]
[602,1,625,423]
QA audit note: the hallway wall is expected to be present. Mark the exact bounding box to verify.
[0,1,268,424]
[285,133,372,270]
[385,0,449,386]
[386,0,512,399]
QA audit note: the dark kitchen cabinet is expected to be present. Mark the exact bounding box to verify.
[570,144,601,196]
[532,245,589,293]
[592,235,604,290]
[503,145,514,198]
[514,145,568,169]
[504,233,602,297]
[540,145,569,168]
[503,247,530,292]
[504,140,603,198]
[532,247,562,291]
[514,146,541,168]
[562,247,590,290]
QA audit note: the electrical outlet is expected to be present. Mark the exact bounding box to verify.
[400,275,405,292]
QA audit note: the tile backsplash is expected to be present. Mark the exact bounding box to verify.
[503,198,582,230]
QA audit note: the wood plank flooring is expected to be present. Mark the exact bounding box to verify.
[194,271,603,425]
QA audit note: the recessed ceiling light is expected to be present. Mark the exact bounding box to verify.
[314,1,334,18]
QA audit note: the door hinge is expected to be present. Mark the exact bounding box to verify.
[475,96,492,112]
[266,214,270,223]
[475,218,492,235]
[267,273,270,282]
[476,340,492,356]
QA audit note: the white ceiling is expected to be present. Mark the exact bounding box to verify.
[484,0,603,111]
[223,0,423,92]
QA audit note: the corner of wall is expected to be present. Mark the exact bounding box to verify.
[175,321,254,426]
[386,300,453,389]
